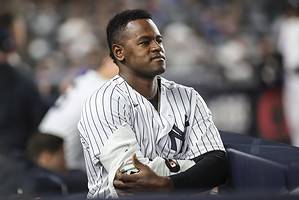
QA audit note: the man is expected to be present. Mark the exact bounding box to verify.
[78,9,228,199]
[0,12,46,157]
[39,55,118,171]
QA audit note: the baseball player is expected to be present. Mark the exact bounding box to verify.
[78,9,228,199]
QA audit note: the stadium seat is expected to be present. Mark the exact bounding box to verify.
[220,131,299,191]
[225,148,288,194]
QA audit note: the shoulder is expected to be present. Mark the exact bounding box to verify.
[160,76,195,95]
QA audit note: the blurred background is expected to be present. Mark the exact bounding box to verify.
[1,0,295,141]
[1,0,299,198]
[1,0,299,143]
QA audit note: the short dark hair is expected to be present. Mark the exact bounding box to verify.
[27,133,64,162]
[106,9,152,63]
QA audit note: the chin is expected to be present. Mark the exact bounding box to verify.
[154,62,166,72]
[157,68,165,75]
[138,64,166,78]
[140,70,164,79]
[152,66,165,76]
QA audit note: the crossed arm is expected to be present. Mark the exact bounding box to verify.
[113,150,228,194]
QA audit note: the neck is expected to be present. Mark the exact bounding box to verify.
[119,72,158,99]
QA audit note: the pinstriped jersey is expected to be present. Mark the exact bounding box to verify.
[78,75,224,198]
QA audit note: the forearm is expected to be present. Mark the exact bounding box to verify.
[169,150,228,190]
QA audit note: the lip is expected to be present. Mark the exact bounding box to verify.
[151,55,166,61]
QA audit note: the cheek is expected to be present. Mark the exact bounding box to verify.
[131,45,149,55]
[126,49,149,63]
[53,151,66,167]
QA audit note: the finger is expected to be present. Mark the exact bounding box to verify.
[114,170,123,181]
[114,179,130,189]
[117,171,140,182]
[132,153,147,170]
[114,179,141,191]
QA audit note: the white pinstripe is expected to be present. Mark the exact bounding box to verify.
[78,75,224,198]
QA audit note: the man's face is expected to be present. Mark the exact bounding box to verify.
[118,19,166,78]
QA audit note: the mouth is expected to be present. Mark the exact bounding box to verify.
[151,55,166,61]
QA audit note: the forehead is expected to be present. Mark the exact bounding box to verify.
[122,19,161,40]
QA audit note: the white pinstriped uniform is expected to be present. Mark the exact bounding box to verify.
[78,75,225,198]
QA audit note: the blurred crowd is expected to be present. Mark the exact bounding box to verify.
[0,0,290,102]
[1,0,299,197]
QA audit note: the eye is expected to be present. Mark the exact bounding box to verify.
[139,40,150,46]
[156,37,163,44]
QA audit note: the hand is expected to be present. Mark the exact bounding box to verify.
[113,154,174,195]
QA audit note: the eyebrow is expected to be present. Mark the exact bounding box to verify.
[137,36,151,41]
[137,35,163,41]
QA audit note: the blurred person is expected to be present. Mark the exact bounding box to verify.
[0,132,68,197]
[39,55,118,171]
[27,132,67,174]
[0,147,67,196]
[254,36,289,143]
[78,9,227,198]
[277,0,299,147]
[0,12,46,157]
[26,132,88,194]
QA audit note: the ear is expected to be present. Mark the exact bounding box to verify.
[112,44,125,62]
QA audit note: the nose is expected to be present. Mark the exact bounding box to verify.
[151,40,163,52]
